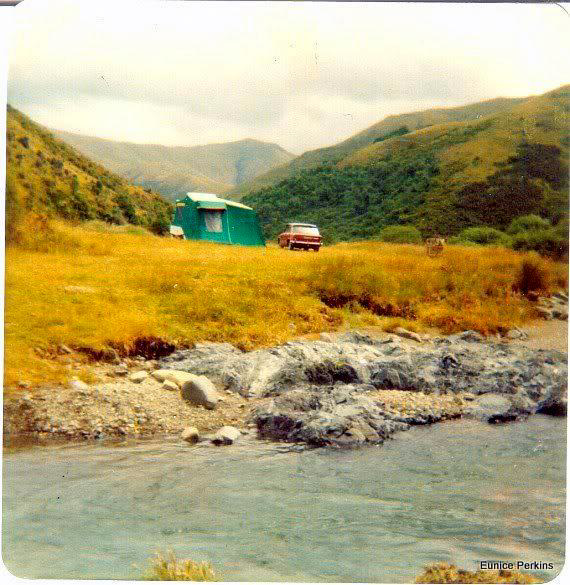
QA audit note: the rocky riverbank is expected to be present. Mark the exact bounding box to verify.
[4,323,566,448]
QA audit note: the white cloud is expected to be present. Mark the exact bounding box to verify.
[8,0,570,153]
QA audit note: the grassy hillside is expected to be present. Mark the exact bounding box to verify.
[53,130,295,200]
[233,96,527,196]
[6,105,173,236]
[5,220,567,388]
[242,86,569,243]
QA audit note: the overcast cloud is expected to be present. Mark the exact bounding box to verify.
[7,0,570,153]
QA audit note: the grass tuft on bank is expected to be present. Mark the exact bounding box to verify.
[4,220,567,389]
[415,563,540,584]
[144,552,217,581]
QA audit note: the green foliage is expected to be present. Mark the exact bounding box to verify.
[115,192,138,224]
[5,173,23,245]
[243,149,439,242]
[450,143,568,233]
[511,228,568,260]
[373,126,409,143]
[507,214,551,234]
[379,224,422,243]
[455,227,511,246]
[6,105,173,234]
[149,208,171,236]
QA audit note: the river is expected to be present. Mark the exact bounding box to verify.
[2,415,566,582]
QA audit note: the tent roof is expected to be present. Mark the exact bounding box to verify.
[178,192,253,211]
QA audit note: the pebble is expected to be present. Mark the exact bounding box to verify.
[129,371,148,383]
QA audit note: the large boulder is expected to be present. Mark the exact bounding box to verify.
[180,375,219,409]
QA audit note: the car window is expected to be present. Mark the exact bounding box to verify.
[293,226,320,236]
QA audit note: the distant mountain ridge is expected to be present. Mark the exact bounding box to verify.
[52,130,295,201]
[232,96,529,196]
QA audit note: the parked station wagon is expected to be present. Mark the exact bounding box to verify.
[278,223,322,251]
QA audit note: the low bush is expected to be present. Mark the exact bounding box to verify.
[511,228,568,260]
[507,214,551,234]
[513,253,552,295]
[455,227,511,247]
[380,225,422,244]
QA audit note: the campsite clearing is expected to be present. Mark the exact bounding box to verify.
[4,219,567,389]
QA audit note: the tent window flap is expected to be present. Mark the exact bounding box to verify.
[203,210,223,233]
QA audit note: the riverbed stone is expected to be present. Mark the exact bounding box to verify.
[70,379,89,392]
[180,426,200,443]
[393,327,422,343]
[162,380,178,392]
[180,375,219,409]
[212,425,241,445]
[129,371,148,383]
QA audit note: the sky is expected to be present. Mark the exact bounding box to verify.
[5,0,570,154]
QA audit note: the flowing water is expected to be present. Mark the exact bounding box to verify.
[2,416,566,582]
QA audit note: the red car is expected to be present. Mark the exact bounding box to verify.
[278,223,322,251]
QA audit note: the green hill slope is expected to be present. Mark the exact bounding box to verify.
[233,96,528,196]
[242,86,569,242]
[52,130,295,201]
[6,105,173,234]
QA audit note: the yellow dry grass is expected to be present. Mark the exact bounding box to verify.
[144,552,217,581]
[4,220,567,389]
[415,563,541,584]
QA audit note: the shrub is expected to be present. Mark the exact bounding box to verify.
[149,210,171,236]
[5,174,23,245]
[507,214,550,234]
[380,225,422,244]
[511,228,569,260]
[456,227,511,247]
[144,552,217,581]
[514,254,552,295]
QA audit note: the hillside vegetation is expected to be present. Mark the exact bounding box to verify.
[241,86,569,247]
[4,220,567,388]
[233,96,527,196]
[53,130,294,200]
[6,105,173,237]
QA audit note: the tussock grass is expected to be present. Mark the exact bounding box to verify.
[415,563,540,584]
[144,552,217,581]
[4,221,567,388]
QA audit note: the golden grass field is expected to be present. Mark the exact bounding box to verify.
[4,218,568,389]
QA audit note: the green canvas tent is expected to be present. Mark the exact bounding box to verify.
[169,193,265,247]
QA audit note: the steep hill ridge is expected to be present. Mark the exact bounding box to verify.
[6,105,172,234]
[52,130,295,200]
[242,86,569,241]
[233,95,528,196]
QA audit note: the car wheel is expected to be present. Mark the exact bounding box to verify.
[288,241,295,250]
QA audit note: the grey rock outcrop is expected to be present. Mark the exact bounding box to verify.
[160,331,567,446]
